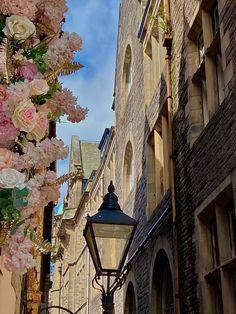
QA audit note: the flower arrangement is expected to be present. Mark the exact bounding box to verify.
[0,0,87,273]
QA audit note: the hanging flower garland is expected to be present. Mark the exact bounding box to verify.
[0,0,87,273]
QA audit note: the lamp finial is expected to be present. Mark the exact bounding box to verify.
[108,181,115,193]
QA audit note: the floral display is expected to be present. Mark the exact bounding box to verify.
[0,0,87,273]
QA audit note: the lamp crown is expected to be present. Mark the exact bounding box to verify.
[99,182,121,212]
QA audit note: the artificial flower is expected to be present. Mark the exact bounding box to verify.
[0,149,14,170]
[15,62,39,81]
[0,111,20,147]
[3,15,36,42]
[27,111,48,142]
[0,0,39,21]
[0,168,26,190]
[4,229,35,274]
[30,79,49,95]
[12,99,37,132]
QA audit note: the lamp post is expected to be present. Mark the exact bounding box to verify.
[58,265,62,314]
[83,182,138,314]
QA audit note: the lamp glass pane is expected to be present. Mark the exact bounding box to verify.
[85,226,99,271]
[92,223,133,270]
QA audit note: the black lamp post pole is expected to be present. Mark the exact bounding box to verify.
[101,274,114,314]
[101,292,114,314]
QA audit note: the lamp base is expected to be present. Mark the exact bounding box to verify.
[102,292,114,314]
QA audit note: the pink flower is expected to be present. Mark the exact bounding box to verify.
[27,111,48,142]
[0,0,39,21]
[0,85,8,102]
[4,229,35,274]
[30,79,49,95]
[48,88,88,123]
[36,0,68,33]
[0,148,14,170]
[68,33,83,51]
[15,62,39,81]
[12,100,37,132]
[0,111,20,148]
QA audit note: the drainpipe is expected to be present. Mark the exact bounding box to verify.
[163,1,181,314]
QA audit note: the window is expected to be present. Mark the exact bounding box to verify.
[142,0,165,106]
[123,141,134,200]
[122,45,132,109]
[197,184,236,313]
[187,1,225,142]
[146,115,169,216]
[152,250,174,314]
[124,282,137,314]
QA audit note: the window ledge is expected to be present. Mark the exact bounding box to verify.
[221,256,236,270]
[192,59,205,82]
[206,30,220,57]
[204,266,220,282]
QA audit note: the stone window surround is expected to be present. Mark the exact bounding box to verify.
[122,271,138,314]
[146,113,170,218]
[123,140,135,202]
[149,236,175,313]
[186,0,232,146]
[122,44,133,115]
[140,0,165,108]
[195,169,236,313]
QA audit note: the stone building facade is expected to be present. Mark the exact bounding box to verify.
[51,0,236,313]
[112,0,236,313]
[51,128,115,313]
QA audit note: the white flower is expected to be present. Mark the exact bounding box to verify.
[3,15,36,42]
[30,79,49,96]
[0,168,26,190]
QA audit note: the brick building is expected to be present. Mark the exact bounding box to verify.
[51,0,236,313]
[112,0,236,313]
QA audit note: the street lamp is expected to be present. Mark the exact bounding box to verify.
[83,182,138,314]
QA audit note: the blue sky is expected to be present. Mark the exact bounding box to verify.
[56,0,120,208]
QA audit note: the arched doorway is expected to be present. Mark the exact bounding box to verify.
[124,282,136,314]
[152,249,174,314]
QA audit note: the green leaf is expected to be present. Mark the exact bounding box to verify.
[0,198,12,209]
[0,188,12,198]
[47,82,61,97]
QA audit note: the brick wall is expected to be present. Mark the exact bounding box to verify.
[172,0,236,313]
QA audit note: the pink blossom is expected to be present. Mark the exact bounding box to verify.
[36,0,68,33]
[3,81,31,117]
[0,148,14,170]
[15,62,39,81]
[14,138,68,170]
[45,32,82,69]
[0,110,20,148]
[48,88,88,123]
[4,229,35,274]
[68,33,83,51]
[0,85,8,102]
[0,0,39,21]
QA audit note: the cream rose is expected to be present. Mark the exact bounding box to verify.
[12,99,37,132]
[30,79,49,96]
[0,168,26,190]
[3,15,36,42]
[27,112,48,142]
[0,148,14,170]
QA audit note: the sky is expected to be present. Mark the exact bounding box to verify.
[56,0,120,208]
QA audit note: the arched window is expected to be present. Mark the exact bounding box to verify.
[123,141,134,199]
[123,45,132,106]
[152,250,174,314]
[124,282,137,314]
